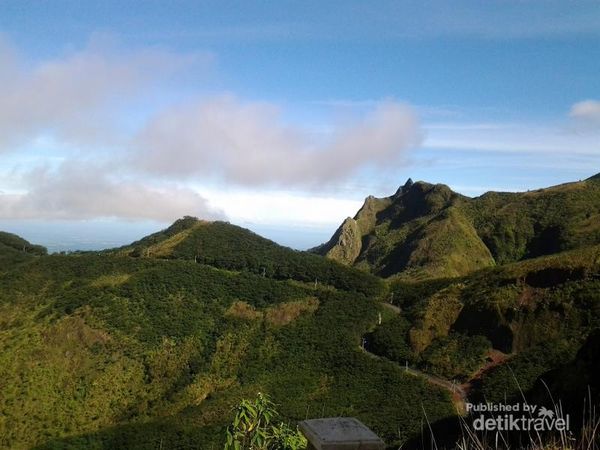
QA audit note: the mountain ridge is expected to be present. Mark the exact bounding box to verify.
[104,216,383,297]
[315,174,600,279]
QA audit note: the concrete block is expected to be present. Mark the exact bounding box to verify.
[299,417,385,450]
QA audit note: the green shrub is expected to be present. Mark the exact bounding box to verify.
[420,333,491,381]
[225,393,306,450]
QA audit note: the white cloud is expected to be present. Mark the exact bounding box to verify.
[199,188,362,227]
[423,121,600,155]
[0,34,423,225]
[570,100,600,126]
[134,95,421,186]
[0,36,203,152]
[0,35,421,221]
[0,163,223,221]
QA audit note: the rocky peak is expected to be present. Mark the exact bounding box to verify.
[394,178,415,197]
[323,217,362,265]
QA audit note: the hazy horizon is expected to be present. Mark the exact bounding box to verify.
[0,218,335,252]
[3,172,598,252]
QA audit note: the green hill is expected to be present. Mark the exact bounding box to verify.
[107,217,382,297]
[0,226,451,450]
[0,231,47,271]
[315,175,600,279]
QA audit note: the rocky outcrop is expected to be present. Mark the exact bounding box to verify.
[323,217,363,265]
[313,194,391,265]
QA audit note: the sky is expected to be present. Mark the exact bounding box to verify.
[0,0,599,251]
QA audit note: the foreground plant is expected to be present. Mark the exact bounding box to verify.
[225,393,307,450]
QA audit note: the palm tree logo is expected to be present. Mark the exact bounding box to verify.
[538,406,554,419]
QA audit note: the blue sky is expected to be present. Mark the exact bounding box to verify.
[0,1,599,250]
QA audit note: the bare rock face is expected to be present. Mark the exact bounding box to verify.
[324,217,363,265]
[311,194,391,265]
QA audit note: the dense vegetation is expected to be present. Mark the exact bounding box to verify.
[0,225,452,450]
[224,393,306,450]
[367,244,600,403]
[0,231,47,271]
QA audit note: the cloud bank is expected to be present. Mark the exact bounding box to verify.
[0,36,200,151]
[0,163,223,221]
[0,37,421,222]
[135,96,421,186]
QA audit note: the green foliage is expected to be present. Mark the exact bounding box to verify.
[454,245,600,353]
[420,333,491,381]
[480,339,578,402]
[368,315,416,364]
[407,284,464,353]
[225,393,306,450]
[351,183,491,279]
[392,206,495,279]
[3,200,599,450]
[0,231,47,256]
[0,231,47,272]
[269,423,307,450]
[389,277,458,315]
[0,229,452,449]
[367,316,491,381]
[466,180,600,264]
[373,244,600,403]
[121,215,201,250]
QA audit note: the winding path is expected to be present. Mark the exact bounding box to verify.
[361,343,468,413]
[381,302,401,315]
[361,301,508,414]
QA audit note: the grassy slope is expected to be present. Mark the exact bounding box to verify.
[465,177,600,264]
[458,245,600,402]
[315,181,497,279]
[0,227,453,449]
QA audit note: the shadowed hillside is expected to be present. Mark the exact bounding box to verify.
[368,243,600,405]
[0,231,47,271]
